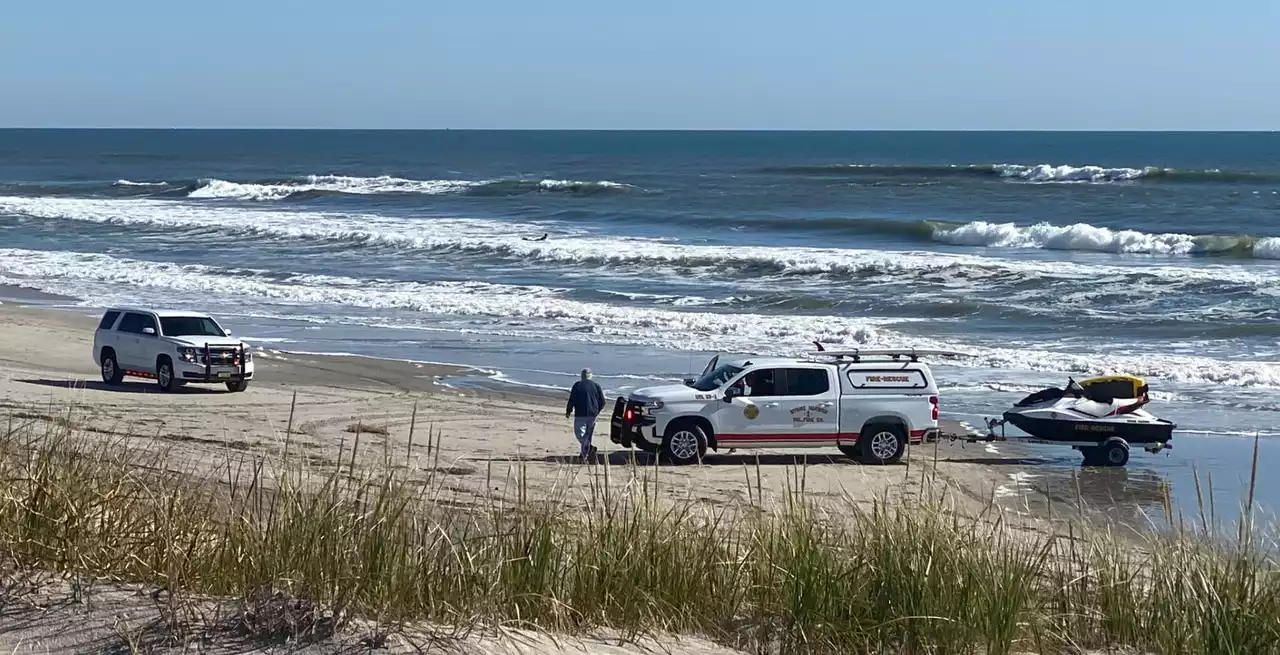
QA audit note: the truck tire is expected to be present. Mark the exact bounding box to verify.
[155,357,179,393]
[226,380,249,393]
[661,419,708,465]
[100,349,124,385]
[858,423,906,465]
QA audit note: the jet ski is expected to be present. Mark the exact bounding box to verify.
[991,375,1174,466]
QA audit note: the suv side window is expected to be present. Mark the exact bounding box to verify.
[98,311,121,331]
[781,368,831,396]
[117,312,156,335]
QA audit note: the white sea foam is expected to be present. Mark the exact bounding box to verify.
[0,247,889,354]
[993,163,1155,183]
[183,175,631,200]
[932,220,1280,258]
[5,196,1278,288]
[113,179,170,187]
[2,246,1279,389]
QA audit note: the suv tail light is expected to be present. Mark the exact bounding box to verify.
[929,395,939,421]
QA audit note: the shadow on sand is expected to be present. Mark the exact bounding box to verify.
[17,379,223,395]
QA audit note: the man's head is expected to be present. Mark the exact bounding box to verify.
[581,368,592,380]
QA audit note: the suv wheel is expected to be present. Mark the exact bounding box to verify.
[858,423,906,465]
[661,420,707,465]
[156,357,179,393]
[100,349,124,385]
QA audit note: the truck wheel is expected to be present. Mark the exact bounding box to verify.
[155,357,179,393]
[661,420,707,465]
[100,349,124,385]
[226,380,249,393]
[858,423,906,465]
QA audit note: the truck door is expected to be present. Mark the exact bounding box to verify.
[773,367,840,444]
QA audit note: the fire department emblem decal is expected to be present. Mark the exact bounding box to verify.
[743,404,760,420]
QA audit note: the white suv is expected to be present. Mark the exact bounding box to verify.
[93,307,255,393]
[609,349,950,465]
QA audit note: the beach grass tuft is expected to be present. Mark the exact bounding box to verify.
[1,405,1278,653]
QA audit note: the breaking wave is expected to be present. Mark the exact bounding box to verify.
[931,220,1280,258]
[3,196,1279,287]
[761,162,1279,184]
[183,175,635,200]
[2,246,1279,388]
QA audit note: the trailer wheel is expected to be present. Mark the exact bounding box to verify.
[1100,439,1129,467]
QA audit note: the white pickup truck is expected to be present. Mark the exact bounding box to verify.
[93,307,255,392]
[609,349,950,464]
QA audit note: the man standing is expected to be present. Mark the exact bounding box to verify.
[566,368,606,460]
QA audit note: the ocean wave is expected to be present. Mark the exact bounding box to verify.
[760,162,1278,184]
[113,180,171,187]
[0,248,890,350]
[931,220,1280,258]
[4,196,1279,290]
[183,175,633,200]
[3,246,1279,389]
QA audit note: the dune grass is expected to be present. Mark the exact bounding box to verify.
[1,405,1278,653]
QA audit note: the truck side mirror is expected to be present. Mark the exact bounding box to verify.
[142,327,155,336]
[682,377,696,386]
[724,386,742,402]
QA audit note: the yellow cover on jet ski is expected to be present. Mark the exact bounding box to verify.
[1079,375,1147,402]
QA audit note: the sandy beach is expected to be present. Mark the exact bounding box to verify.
[0,301,1073,517]
[0,301,1178,653]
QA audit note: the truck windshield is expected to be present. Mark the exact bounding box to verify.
[160,316,226,337]
[691,365,744,392]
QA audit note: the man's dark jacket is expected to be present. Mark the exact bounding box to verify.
[567,379,606,417]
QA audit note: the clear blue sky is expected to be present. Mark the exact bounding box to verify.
[2,0,1277,130]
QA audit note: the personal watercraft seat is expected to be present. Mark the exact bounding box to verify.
[1014,378,1084,407]
[1068,397,1147,418]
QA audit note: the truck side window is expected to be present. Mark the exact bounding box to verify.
[782,368,830,396]
[138,314,158,335]
[742,369,778,397]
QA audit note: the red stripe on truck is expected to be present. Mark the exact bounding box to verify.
[716,429,931,443]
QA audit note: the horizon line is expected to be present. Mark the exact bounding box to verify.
[1,127,1278,133]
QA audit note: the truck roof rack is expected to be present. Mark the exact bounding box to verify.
[805,348,970,362]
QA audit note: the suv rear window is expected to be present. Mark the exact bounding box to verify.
[98,311,121,331]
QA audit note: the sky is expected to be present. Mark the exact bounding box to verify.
[2,0,1278,130]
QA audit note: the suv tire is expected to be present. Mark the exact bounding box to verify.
[100,349,124,385]
[858,423,907,465]
[226,380,249,393]
[156,357,179,393]
[661,419,708,465]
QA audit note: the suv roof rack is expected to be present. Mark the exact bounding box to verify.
[805,348,969,362]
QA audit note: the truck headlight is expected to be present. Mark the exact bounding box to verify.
[177,347,199,363]
[643,400,664,413]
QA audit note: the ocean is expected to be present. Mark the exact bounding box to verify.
[2,129,1278,520]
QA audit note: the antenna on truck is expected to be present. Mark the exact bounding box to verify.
[806,348,970,363]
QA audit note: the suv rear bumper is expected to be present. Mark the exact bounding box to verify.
[608,397,658,447]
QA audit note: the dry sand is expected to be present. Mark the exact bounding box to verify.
[0,303,1033,514]
[0,302,1118,653]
